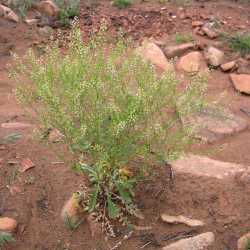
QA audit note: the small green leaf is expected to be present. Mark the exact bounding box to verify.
[88,185,99,212]
[117,183,132,205]
[0,232,15,247]
[107,195,120,219]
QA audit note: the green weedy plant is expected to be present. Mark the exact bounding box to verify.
[54,0,80,26]
[8,0,36,18]
[246,239,250,250]
[0,232,15,249]
[112,0,132,8]
[229,33,250,56]
[175,32,194,44]
[13,23,206,230]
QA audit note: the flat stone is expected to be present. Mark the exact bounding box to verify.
[238,232,250,250]
[161,214,204,227]
[182,105,248,142]
[136,41,173,72]
[192,21,204,27]
[230,74,250,94]
[221,61,237,72]
[177,51,207,73]
[0,217,18,232]
[172,155,247,180]
[164,43,195,58]
[1,122,32,129]
[204,46,224,67]
[162,232,215,250]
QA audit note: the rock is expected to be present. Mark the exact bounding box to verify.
[238,232,250,250]
[177,51,207,73]
[182,105,248,143]
[161,214,204,227]
[162,232,215,250]
[201,26,218,39]
[0,217,18,232]
[25,18,39,26]
[61,193,83,223]
[38,26,53,38]
[136,41,173,72]
[230,74,250,94]
[0,4,19,22]
[237,58,250,74]
[164,43,195,58]
[192,21,204,27]
[1,122,32,129]
[35,0,59,17]
[20,158,35,172]
[204,46,224,67]
[220,61,237,72]
[172,155,248,180]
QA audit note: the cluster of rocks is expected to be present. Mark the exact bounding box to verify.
[0,0,62,35]
[137,38,249,142]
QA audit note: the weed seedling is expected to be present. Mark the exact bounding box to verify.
[229,33,250,56]
[113,0,132,8]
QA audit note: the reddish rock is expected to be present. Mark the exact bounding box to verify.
[192,21,204,27]
[182,105,248,142]
[136,41,173,72]
[162,232,215,250]
[20,158,35,172]
[173,155,248,180]
[230,74,250,94]
[177,51,207,73]
[164,43,195,58]
[204,46,224,67]
[0,217,18,232]
[0,5,19,22]
[36,0,59,17]
[201,26,218,39]
[220,61,237,72]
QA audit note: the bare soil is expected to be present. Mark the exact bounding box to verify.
[1,1,250,250]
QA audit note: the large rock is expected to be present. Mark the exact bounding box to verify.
[238,232,250,250]
[136,41,173,72]
[182,105,248,143]
[162,232,215,250]
[0,217,18,232]
[172,155,248,180]
[164,43,195,58]
[177,51,207,73]
[230,74,250,94]
[0,4,19,22]
[204,46,224,67]
[35,0,59,17]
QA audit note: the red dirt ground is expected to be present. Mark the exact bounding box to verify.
[1,1,250,249]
